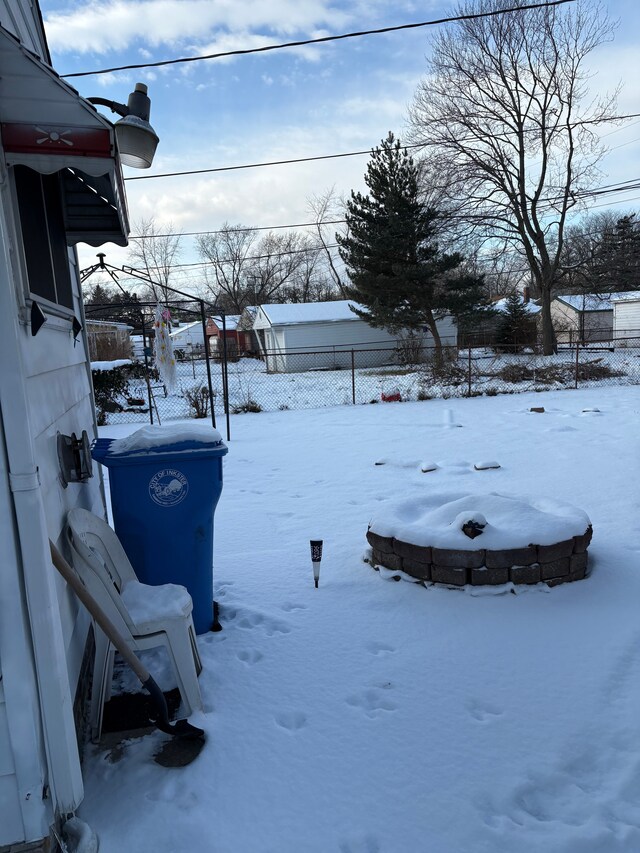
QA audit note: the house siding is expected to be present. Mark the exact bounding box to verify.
[0,9,124,842]
[255,304,457,374]
[613,300,640,345]
[0,0,48,55]
[550,299,613,342]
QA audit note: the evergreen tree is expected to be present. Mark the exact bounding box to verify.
[495,292,534,352]
[336,132,483,351]
[591,214,640,292]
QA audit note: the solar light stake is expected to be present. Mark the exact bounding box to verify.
[310,540,323,588]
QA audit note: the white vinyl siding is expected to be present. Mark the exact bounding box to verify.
[0,684,25,846]
[613,299,640,345]
[254,302,457,373]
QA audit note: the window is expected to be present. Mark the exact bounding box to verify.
[14,165,73,310]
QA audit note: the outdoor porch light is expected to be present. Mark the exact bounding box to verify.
[88,83,159,169]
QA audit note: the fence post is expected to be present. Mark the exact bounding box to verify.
[467,347,472,397]
[351,349,356,404]
[141,314,154,425]
[199,300,217,431]
[574,339,580,389]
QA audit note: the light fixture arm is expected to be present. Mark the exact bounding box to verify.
[86,83,158,169]
[86,96,129,118]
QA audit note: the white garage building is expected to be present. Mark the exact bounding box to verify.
[252,300,457,373]
[612,292,640,346]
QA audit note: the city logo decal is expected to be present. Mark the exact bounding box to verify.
[148,468,189,507]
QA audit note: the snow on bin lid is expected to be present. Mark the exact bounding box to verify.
[108,423,225,455]
[368,491,590,550]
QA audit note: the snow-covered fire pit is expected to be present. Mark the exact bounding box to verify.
[367,492,592,587]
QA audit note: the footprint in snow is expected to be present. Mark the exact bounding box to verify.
[346,687,397,717]
[275,711,307,731]
[366,641,396,656]
[467,699,504,722]
[280,602,308,612]
[236,649,264,665]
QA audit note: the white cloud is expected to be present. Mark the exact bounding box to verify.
[44,0,352,54]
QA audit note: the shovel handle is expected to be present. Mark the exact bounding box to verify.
[49,539,151,685]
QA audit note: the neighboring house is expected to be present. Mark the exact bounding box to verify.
[0,9,131,851]
[206,314,252,358]
[85,319,132,360]
[169,320,205,353]
[550,293,632,343]
[236,305,261,355]
[612,291,640,346]
[252,300,457,373]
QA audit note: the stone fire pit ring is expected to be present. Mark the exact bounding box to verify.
[366,492,592,587]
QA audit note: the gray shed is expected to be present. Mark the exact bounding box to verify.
[252,300,457,373]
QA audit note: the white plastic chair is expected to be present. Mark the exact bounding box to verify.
[66,508,203,742]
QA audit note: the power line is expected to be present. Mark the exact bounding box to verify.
[61,0,575,79]
[123,113,640,182]
[130,220,345,240]
[125,179,640,240]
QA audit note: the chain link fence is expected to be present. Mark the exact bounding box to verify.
[89,311,640,433]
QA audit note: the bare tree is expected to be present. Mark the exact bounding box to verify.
[196,224,258,312]
[409,0,619,353]
[127,217,183,302]
[307,187,347,295]
[196,226,331,311]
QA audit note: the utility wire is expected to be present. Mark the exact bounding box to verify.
[126,179,640,240]
[61,0,575,79]
[123,112,640,182]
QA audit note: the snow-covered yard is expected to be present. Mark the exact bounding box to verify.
[101,345,640,425]
[81,386,640,852]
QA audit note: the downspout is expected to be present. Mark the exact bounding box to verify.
[0,173,83,817]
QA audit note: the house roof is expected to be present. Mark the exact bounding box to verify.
[493,296,541,315]
[555,293,635,312]
[169,321,201,338]
[212,315,241,331]
[610,291,640,304]
[258,300,361,326]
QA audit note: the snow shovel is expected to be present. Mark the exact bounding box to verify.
[49,540,205,741]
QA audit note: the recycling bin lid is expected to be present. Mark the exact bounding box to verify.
[92,423,228,465]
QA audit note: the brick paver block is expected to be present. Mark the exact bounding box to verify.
[540,557,570,580]
[432,548,485,568]
[510,564,541,584]
[431,565,468,586]
[373,550,403,571]
[573,526,593,554]
[393,539,432,563]
[471,566,509,585]
[537,539,575,562]
[401,558,432,581]
[570,552,588,573]
[485,546,537,568]
[367,530,395,554]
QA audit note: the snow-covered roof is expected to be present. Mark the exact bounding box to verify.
[555,292,636,312]
[212,315,241,331]
[259,300,362,326]
[169,321,201,337]
[493,296,540,315]
[610,290,640,304]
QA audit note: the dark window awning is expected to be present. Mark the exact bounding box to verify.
[0,26,129,247]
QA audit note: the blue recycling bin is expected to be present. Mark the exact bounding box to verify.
[92,427,228,633]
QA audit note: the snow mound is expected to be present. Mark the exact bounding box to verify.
[369,491,590,550]
[110,423,223,454]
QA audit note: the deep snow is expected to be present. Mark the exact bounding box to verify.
[81,386,640,853]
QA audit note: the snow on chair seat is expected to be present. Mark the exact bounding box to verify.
[66,507,203,743]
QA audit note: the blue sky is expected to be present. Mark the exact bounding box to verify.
[39,0,640,287]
